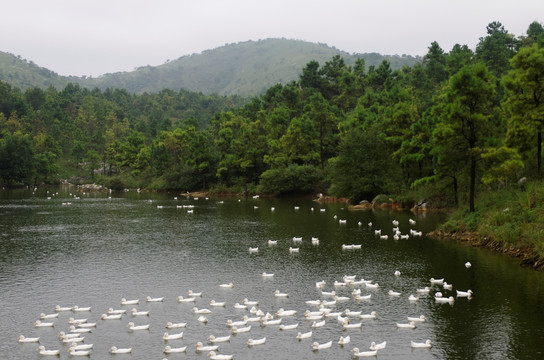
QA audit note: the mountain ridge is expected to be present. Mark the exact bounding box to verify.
[0,38,420,96]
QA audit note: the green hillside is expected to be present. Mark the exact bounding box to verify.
[0,38,419,96]
[0,52,77,90]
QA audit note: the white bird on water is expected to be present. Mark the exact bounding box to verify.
[37,346,60,356]
[18,335,39,343]
[109,347,132,354]
[208,351,233,360]
[411,339,432,348]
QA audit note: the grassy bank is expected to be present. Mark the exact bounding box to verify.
[432,180,544,269]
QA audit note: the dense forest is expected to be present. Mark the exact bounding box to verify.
[1,21,543,215]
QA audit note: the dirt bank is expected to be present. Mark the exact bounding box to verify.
[428,229,544,271]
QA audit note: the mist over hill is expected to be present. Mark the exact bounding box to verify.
[0,38,420,96]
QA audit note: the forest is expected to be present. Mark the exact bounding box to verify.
[1,21,543,216]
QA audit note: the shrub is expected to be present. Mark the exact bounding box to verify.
[258,164,323,195]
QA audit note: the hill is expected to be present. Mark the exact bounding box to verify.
[0,38,420,96]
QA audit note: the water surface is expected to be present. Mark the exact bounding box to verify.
[1,187,543,359]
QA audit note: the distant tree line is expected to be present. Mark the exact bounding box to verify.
[1,21,543,212]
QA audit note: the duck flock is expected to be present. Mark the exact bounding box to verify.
[16,199,474,359]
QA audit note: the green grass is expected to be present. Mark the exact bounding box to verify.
[442,180,544,258]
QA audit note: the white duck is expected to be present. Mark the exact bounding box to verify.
[107,308,127,315]
[296,331,312,339]
[219,283,234,288]
[18,335,39,343]
[177,296,196,303]
[359,311,378,319]
[187,290,202,297]
[397,321,417,329]
[109,347,132,354]
[276,308,296,317]
[443,282,453,290]
[126,322,150,331]
[247,337,266,346]
[146,296,164,302]
[279,323,299,330]
[417,287,430,294]
[274,289,289,297]
[207,335,231,343]
[338,335,351,345]
[120,298,139,305]
[408,294,419,302]
[131,308,149,316]
[164,345,187,353]
[34,320,54,327]
[226,319,248,327]
[210,300,226,307]
[100,313,122,320]
[39,313,58,319]
[68,317,87,325]
[388,290,402,297]
[261,318,282,326]
[233,302,247,309]
[435,296,455,304]
[465,261,472,268]
[208,351,233,360]
[62,337,84,344]
[411,339,432,348]
[192,307,212,314]
[165,321,187,328]
[456,289,474,297]
[195,342,219,352]
[59,332,80,339]
[407,315,427,322]
[242,298,258,306]
[311,340,332,350]
[68,325,91,333]
[351,348,378,357]
[55,305,71,312]
[343,322,362,329]
[71,305,91,312]
[67,349,90,356]
[163,331,183,340]
[231,325,251,333]
[69,343,93,351]
[370,341,387,350]
[262,272,274,277]
[430,278,444,285]
[312,320,326,328]
[37,346,60,356]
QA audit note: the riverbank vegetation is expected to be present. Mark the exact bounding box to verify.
[1,21,544,264]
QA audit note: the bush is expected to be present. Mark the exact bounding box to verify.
[258,164,324,195]
[107,177,125,191]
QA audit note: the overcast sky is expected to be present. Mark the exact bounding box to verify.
[1,0,542,77]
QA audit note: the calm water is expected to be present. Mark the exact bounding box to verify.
[1,187,543,360]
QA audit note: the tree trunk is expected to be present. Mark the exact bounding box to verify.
[453,176,458,207]
[469,155,476,212]
[538,131,542,178]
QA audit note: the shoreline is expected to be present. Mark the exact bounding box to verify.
[428,229,544,271]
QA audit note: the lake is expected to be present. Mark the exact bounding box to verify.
[1,187,543,359]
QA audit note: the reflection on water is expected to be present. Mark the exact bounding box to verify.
[1,187,544,359]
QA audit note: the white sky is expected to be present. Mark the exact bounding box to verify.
[1,0,542,77]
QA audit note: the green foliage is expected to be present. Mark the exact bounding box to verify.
[258,164,324,195]
[106,177,126,191]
